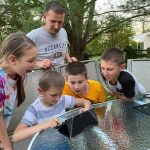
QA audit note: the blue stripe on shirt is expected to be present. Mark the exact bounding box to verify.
[21,95,76,126]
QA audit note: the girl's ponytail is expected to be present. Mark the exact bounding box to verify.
[16,75,25,106]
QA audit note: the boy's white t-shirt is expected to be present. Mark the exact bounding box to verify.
[107,70,146,99]
[21,95,75,126]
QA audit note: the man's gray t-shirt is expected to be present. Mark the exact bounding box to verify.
[27,27,69,65]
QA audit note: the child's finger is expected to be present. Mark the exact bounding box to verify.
[55,118,62,125]
[79,108,84,113]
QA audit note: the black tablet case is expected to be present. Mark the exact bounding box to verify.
[56,108,98,138]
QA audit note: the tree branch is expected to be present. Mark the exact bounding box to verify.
[86,4,150,19]
[87,12,150,44]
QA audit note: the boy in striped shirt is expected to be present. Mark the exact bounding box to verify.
[13,70,91,142]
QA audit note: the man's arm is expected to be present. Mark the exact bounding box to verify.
[35,59,53,69]
[65,51,77,63]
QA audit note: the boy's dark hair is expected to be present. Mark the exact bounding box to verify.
[39,70,65,91]
[65,62,88,78]
[44,1,65,14]
[101,48,125,65]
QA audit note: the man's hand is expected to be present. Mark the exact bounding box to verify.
[36,59,53,69]
[67,57,77,63]
[70,57,77,62]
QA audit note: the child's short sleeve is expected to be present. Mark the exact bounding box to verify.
[21,105,38,126]
[63,95,76,109]
[118,71,136,98]
[122,77,135,98]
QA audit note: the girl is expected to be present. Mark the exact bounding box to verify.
[0,32,37,149]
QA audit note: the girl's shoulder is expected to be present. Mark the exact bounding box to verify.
[0,68,5,75]
[0,69,6,84]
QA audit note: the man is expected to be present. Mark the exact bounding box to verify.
[27,1,77,69]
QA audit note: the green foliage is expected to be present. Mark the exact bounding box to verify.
[0,0,43,43]
[120,0,150,12]
[59,0,96,60]
[86,15,134,56]
[0,0,149,60]
[123,45,146,62]
[123,46,138,61]
[85,36,103,55]
[119,0,150,22]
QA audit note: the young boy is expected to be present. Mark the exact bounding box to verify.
[13,70,91,142]
[63,61,107,103]
[100,47,146,101]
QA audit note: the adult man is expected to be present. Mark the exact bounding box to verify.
[27,1,77,69]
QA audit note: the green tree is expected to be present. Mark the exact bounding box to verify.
[1,0,150,60]
[0,0,43,43]
[58,0,97,59]
[59,0,150,60]
[86,15,134,56]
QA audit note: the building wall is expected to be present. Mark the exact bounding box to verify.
[133,32,150,50]
[144,34,150,49]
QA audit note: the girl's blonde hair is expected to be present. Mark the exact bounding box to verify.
[0,32,36,106]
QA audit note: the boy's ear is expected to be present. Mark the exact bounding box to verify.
[120,64,126,70]
[38,87,44,94]
[43,12,48,20]
[86,75,89,80]
[65,76,68,81]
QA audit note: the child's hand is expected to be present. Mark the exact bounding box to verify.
[48,118,61,128]
[83,99,91,111]
[75,98,91,112]
[80,99,91,113]
[79,107,89,113]
[42,118,61,130]
[0,143,13,150]
[108,90,115,96]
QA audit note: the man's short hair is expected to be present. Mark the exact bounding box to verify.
[65,62,88,78]
[101,48,125,65]
[44,1,65,14]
